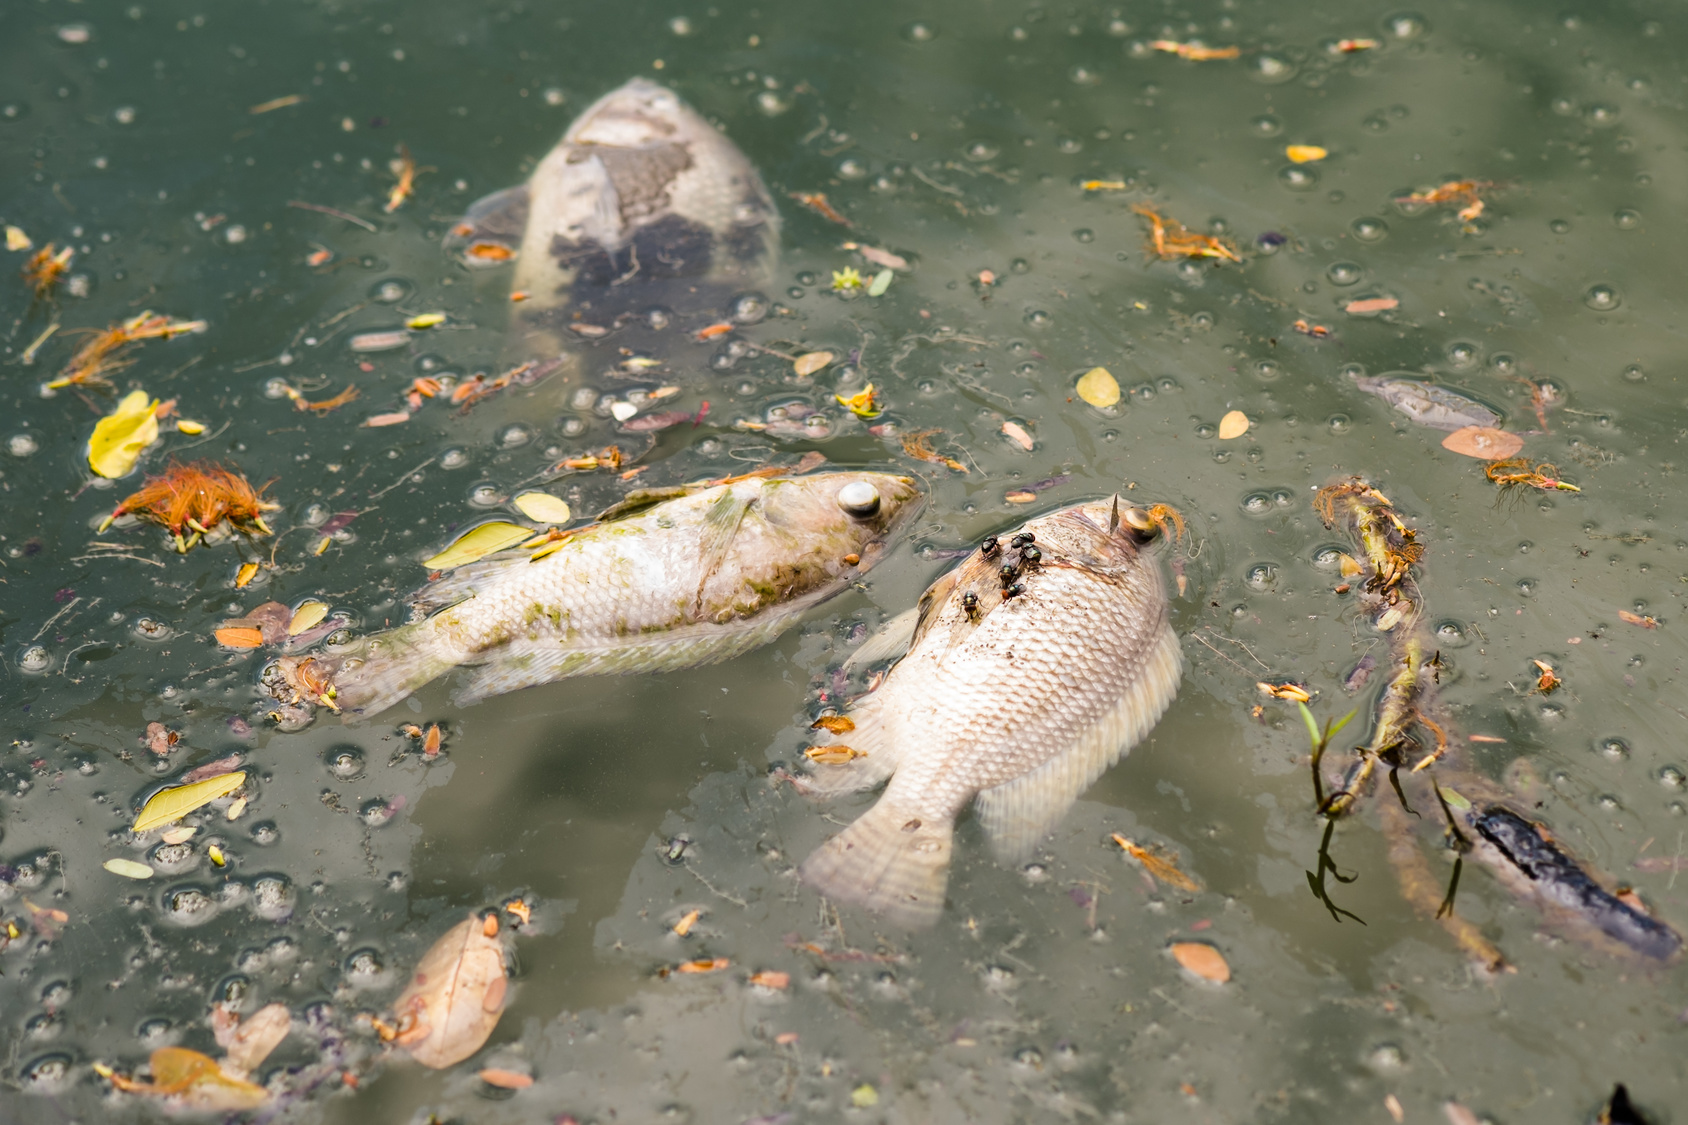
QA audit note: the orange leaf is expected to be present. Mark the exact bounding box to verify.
[1170,941,1230,982]
[1441,426,1523,460]
[215,627,265,649]
[363,412,412,428]
[750,970,790,989]
[478,1068,533,1089]
[676,957,729,974]
[811,715,856,734]
[1618,610,1659,629]
[1344,296,1398,314]
[1005,489,1036,504]
[673,909,701,936]
[696,322,734,341]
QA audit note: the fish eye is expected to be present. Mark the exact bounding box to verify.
[1121,506,1159,540]
[837,481,881,518]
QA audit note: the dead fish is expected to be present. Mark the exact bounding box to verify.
[270,472,920,717]
[1349,371,1501,431]
[798,498,1183,927]
[445,78,778,365]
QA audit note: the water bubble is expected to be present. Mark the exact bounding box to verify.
[498,423,533,448]
[1597,737,1629,762]
[902,22,936,42]
[730,292,769,324]
[25,1013,61,1040]
[1446,341,1479,367]
[1251,54,1298,84]
[1550,218,1571,233]
[1584,284,1621,310]
[1351,217,1388,241]
[1313,545,1347,569]
[1327,413,1351,432]
[1069,65,1099,85]
[19,645,51,673]
[137,1017,173,1043]
[1362,115,1389,133]
[440,447,469,470]
[361,798,398,827]
[1073,228,1094,243]
[1367,1043,1407,1072]
[8,433,38,457]
[1659,766,1685,789]
[21,1053,73,1091]
[1279,165,1319,191]
[1056,136,1083,154]
[836,157,866,180]
[249,821,279,845]
[1383,12,1429,38]
[754,90,789,116]
[1241,492,1273,515]
[1490,353,1517,375]
[1251,115,1283,137]
[150,842,196,870]
[469,483,507,508]
[1245,563,1279,591]
[1021,862,1048,883]
[1026,310,1051,327]
[1622,364,1645,383]
[251,875,295,920]
[344,948,384,979]
[1013,1046,1044,1069]
[1614,208,1641,229]
[965,140,999,162]
[371,278,410,303]
[1195,423,1217,438]
[1326,261,1363,286]
[668,16,693,35]
[1596,792,1620,809]
[326,747,364,780]
[1255,359,1281,380]
[1585,104,1619,126]
[1433,620,1468,645]
[161,885,218,926]
[542,87,565,106]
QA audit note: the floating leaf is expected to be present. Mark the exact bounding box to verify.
[811,715,856,734]
[1170,941,1230,982]
[133,770,247,833]
[1344,296,1398,314]
[479,1069,533,1089]
[867,268,893,297]
[750,970,790,989]
[1441,426,1523,460]
[805,745,863,764]
[349,329,411,353]
[1285,144,1328,163]
[835,384,881,418]
[1111,834,1201,892]
[675,957,729,973]
[423,521,532,570]
[1619,610,1659,629]
[846,243,909,271]
[226,797,248,820]
[215,627,265,649]
[1075,366,1121,408]
[851,1084,880,1108]
[103,858,155,880]
[287,600,330,636]
[1005,489,1036,504]
[234,562,259,588]
[672,909,701,936]
[406,313,447,330]
[1001,420,1035,450]
[363,411,412,428]
[160,826,197,845]
[142,1047,270,1110]
[175,419,206,435]
[392,914,509,1069]
[793,351,834,377]
[5,225,31,251]
[89,389,162,478]
[1217,410,1250,440]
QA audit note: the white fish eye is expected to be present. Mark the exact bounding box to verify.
[837,481,881,518]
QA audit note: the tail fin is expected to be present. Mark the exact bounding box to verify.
[799,798,953,928]
[323,622,459,718]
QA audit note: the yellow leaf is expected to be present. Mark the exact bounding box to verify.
[406,312,447,329]
[794,351,835,377]
[103,858,155,880]
[208,844,226,866]
[422,521,533,570]
[5,225,32,251]
[234,562,259,588]
[287,600,330,636]
[175,419,206,435]
[1285,144,1328,164]
[88,389,161,478]
[1217,410,1250,440]
[160,826,197,845]
[512,491,573,524]
[851,1085,880,1108]
[226,797,248,820]
[133,770,247,833]
[835,383,881,418]
[1075,366,1121,408]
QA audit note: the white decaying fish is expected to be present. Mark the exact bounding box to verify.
[445,77,779,364]
[799,498,1183,927]
[272,472,921,718]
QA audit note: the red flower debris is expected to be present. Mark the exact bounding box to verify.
[101,459,279,551]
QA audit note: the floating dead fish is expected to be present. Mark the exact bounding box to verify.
[444,78,779,367]
[799,498,1182,927]
[1348,371,1500,432]
[271,472,920,717]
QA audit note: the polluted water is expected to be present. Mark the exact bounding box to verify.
[3,1,1688,1123]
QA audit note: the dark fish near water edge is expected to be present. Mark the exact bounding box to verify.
[445,78,779,365]
[1348,370,1501,431]
[799,498,1183,927]
[270,472,921,719]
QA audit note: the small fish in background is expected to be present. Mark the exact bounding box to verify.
[269,472,921,719]
[443,78,779,369]
[799,498,1183,927]
[1347,370,1501,431]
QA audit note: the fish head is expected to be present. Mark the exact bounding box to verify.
[565,78,690,148]
[754,472,924,563]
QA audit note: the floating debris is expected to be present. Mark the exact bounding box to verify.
[133,770,247,833]
[1130,204,1241,263]
[1484,457,1579,492]
[789,191,851,226]
[1398,179,1499,223]
[1075,366,1120,408]
[1285,145,1328,163]
[1217,410,1250,440]
[87,389,163,478]
[51,311,205,390]
[1344,296,1398,315]
[23,243,73,297]
[1442,426,1524,460]
[102,460,278,550]
[1169,941,1230,982]
[1349,372,1500,431]
[1149,40,1240,60]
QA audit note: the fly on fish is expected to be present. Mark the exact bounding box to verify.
[798,498,1183,927]
[266,472,921,721]
[443,78,779,369]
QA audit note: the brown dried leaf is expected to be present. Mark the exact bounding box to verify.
[1618,610,1659,629]
[392,914,510,1069]
[811,715,856,734]
[1169,941,1230,983]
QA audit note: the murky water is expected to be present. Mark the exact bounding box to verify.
[5,0,1688,1120]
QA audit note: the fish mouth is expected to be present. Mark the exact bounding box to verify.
[569,78,686,148]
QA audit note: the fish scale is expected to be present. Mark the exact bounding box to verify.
[799,497,1183,927]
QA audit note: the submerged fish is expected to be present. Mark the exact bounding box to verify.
[1349,371,1500,431]
[271,472,920,718]
[799,499,1183,927]
[446,78,779,364]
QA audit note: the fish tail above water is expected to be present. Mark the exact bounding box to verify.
[799,795,954,929]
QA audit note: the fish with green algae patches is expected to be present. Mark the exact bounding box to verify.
[798,498,1183,927]
[268,472,921,719]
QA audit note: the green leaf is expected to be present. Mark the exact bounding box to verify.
[867,268,893,297]
[1439,786,1472,811]
[422,521,533,570]
[511,491,573,525]
[1325,707,1359,743]
[1296,702,1322,751]
[133,770,247,833]
[88,388,160,478]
